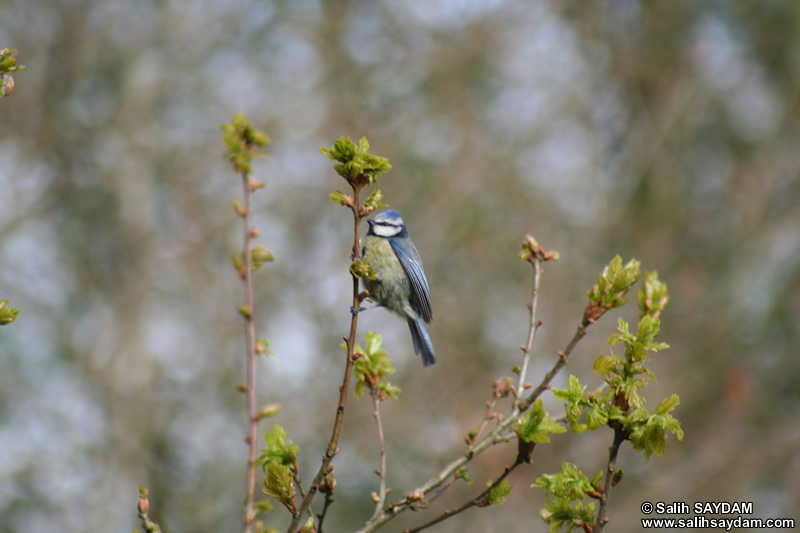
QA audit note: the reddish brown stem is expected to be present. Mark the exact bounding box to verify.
[242,172,259,533]
[288,187,363,533]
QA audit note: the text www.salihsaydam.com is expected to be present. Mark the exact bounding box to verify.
[642,516,795,529]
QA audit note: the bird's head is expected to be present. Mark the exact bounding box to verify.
[367,209,407,238]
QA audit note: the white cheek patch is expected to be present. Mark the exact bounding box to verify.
[372,224,402,237]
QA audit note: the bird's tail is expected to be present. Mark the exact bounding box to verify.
[408,314,436,367]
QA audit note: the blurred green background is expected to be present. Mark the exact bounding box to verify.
[2,1,799,531]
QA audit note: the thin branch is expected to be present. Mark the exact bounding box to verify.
[137,489,162,533]
[467,395,498,454]
[358,275,593,533]
[294,477,314,519]
[288,189,364,533]
[515,257,542,410]
[402,459,523,533]
[371,391,388,517]
[519,321,588,412]
[317,490,335,533]
[593,428,625,533]
[241,171,260,533]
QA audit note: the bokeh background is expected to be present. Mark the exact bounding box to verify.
[2,1,799,531]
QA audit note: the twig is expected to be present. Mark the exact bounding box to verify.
[593,428,625,533]
[294,477,313,519]
[467,396,498,454]
[137,489,162,533]
[241,171,260,533]
[519,321,588,412]
[402,459,523,533]
[358,276,592,533]
[356,245,598,533]
[317,490,335,533]
[371,390,388,517]
[515,257,542,410]
[288,189,364,533]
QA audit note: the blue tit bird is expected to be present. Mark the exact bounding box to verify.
[362,209,436,366]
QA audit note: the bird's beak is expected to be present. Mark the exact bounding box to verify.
[367,219,375,227]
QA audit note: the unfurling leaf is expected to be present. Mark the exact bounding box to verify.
[262,461,296,511]
[251,247,274,270]
[320,136,391,189]
[222,113,270,174]
[485,480,512,506]
[0,299,19,325]
[350,258,376,280]
[258,425,300,468]
[329,191,353,207]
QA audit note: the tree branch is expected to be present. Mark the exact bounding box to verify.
[402,458,523,533]
[519,320,588,412]
[358,266,592,533]
[317,489,335,533]
[515,257,542,410]
[288,188,364,533]
[371,390,389,517]
[593,428,625,533]
[241,171,260,533]
[467,395,499,454]
[294,477,314,520]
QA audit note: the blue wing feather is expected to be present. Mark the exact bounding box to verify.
[389,238,433,323]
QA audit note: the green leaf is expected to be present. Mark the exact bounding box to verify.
[628,405,684,460]
[258,404,281,419]
[486,480,512,505]
[515,398,567,444]
[532,462,594,501]
[593,354,621,376]
[320,136,391,188]
[328,191,353,207]
[653,394,680,415]
[0,48,25,73]
[222,113,270,174]
[361,188,388,215]
[298,517,316,533]
[456,467,473,485]
[584,405,608,430]
[0,299,19,325]
[262,461,296,508]
[258,425,300,468]
[251,247,274,271]
[352,332,400,399]
[638,271,670,318]
[254,499,273,515]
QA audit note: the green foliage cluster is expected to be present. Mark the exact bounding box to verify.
[484,480,513,506]
[533,463,600,533]
[352,331,401,400]
[320,136,391,190]
[262,461,297,513]
[537,264,682,531]
[257,425,301,514]
[514,398,567,445]
[519,234,560,264]
[222,113,270,174]
[258,425,300,469]
[584,256,641,323]
[0,47,24,98]
[220,130,683,533]
[349,258,377,281]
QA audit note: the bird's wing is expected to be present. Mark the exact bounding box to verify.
[389,238,433,323]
